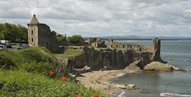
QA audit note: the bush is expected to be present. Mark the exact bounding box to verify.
[0,47,66,76]
[0,53,15,69]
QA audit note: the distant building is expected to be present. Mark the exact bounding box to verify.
[87,38,106,48]
[27,14,58,52]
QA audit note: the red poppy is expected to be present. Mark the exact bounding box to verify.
[93,93,99,97]
[49,71,54,76]
[61,76,67,81]
[76,95,81,97]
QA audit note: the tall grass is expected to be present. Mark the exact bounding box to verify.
[0,47,66,76]
[0,70,105,97]
[0,47,106,97]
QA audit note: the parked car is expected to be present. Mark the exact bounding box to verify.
[17,43,29,50]
[0,40,9,46]
[0,40,11,48]
[0,44,7,50]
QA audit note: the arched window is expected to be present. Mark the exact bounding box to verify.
[32,38,33,42]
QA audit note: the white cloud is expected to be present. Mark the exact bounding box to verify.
[0,0,191,37]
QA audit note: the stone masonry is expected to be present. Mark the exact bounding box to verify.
[67,38,165,70]
[27,15,58,52]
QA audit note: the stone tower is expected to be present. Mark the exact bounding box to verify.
[27,14,58,52]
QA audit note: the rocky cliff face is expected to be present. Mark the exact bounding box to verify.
[67,38,165,71]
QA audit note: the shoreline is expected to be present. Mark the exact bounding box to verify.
[75,61,186,96]
[75,69,140,96]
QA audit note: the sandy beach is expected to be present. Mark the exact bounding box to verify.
[76,69,138,96]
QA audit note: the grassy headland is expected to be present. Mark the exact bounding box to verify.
[0,47,105,97]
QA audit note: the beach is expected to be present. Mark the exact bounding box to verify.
[76,70,137,96]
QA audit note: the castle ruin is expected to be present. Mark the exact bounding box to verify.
[87,38,106,48]
[27,15,58,52]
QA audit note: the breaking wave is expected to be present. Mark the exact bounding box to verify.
[118,90,126,97]
[160,93,191,97]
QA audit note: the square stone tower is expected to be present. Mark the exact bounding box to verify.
[27,14,58,52]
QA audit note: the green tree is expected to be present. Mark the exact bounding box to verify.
[56,34,67,44]
[0,23,27,42]
[67,35,84,45]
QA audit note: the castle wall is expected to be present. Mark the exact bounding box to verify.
[68,47,153,70]
[37,24,52,50]
[67,38,165,71]
[108,40,149,52]
[51,31,59,52]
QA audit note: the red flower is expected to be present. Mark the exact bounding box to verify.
[49,71,54,76]
[93,93,99,97]
[61,76,67,81]
[76,95,81,97]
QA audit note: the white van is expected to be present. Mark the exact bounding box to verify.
[0,40,9,46]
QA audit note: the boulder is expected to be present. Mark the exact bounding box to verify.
[127,84,136,90]
[115,84,127,89]
[114,84,137,90]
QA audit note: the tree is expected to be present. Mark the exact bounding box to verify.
[56,34,67,44]
[67,35,84,45]
[0,23,27,42]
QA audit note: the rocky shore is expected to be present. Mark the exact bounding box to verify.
[65,38,185,96]
[76,61,185,96]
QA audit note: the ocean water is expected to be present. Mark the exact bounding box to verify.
[109,40,191,97]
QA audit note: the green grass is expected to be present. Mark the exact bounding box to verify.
[54,46,84,58]
[63,49,84,58]
[0,69,105,97]
[0,47,106,97]
[0,47,65,76]
[54,46,84,59]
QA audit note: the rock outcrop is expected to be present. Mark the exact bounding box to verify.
[124,60,143,72]
[144,61,185,72]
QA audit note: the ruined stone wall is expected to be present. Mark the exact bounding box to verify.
[68,47,153,70]
[87,38,106,48]
[108,39,150,52]
[67,38,164,70]
[38,24,52,50]
[51,31,59,52]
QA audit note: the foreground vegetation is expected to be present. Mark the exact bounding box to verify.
[0,47,105,97]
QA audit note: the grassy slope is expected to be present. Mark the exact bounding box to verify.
[54,46,84,59]
[0,47,105,97]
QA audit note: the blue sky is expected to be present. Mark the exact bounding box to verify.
[0,0,191,37]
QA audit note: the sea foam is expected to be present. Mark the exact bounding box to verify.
[118,90,126,97]
[160,93,191,97]
[113,73,126,78]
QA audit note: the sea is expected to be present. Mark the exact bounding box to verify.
[109,40,191,97]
